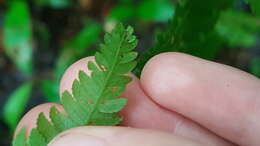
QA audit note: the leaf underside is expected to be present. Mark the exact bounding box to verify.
[13,23,138,146]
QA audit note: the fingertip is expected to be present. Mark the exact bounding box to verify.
[15,103,63,137]
[141,52,199,108]
[59,56,95,97]
[140,52,260,145]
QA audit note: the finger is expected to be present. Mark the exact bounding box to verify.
[121,75,235,146]
[15,103,63,137]
[141,52,260,146]
[59,56,94,96]
[49,126,202,146]
[60,57,235,146]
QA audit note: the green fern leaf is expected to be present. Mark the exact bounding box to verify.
[13,23,138,146]
[13,127,27,146]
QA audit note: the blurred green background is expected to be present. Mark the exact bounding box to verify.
[0,0,260,145]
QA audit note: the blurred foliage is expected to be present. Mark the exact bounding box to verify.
[55,21,101,82]
[108,0,174,22]
[135,0,235,75]
[3,1,33,76]
[216,9,260,47]
[137,0,174,22]
[40,80,58,102]
[108,4,135,22]
[1,1,260,145]
[3,82,32,130]
[42,21,101,102]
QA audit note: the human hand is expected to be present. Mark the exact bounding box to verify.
[15,53,260,146]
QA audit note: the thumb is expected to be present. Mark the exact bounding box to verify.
[48,126,203,146]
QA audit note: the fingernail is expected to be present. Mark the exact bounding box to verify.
[48,132,106,146]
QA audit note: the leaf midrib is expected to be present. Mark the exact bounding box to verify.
[85,31,127,123]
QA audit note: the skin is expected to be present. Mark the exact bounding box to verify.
[15,52,260,146]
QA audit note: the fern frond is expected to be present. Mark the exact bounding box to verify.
[13,23,138,146]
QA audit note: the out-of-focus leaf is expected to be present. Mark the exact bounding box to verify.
[40,80,59,103]
[3,82,33,130]
[3,1,33,76]
[135,0,235,75]
[66,22,101,56]
[250,58,260,78]
[34,0,72,8]
[55,22,101,80]
[108,5,135,22]
[108,0,174,23]
[40,21,101,102]
[247,0,260,17]
[216,9,260,47]
[137,0,174,22]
